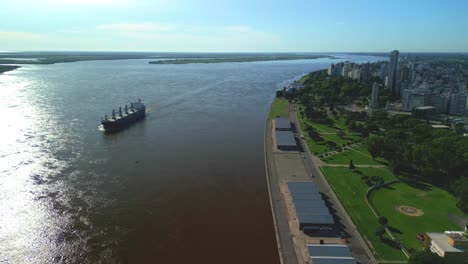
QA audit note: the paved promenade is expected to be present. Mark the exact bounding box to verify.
[264,102,376,264]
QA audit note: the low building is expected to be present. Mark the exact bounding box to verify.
[431,124,450,129]
[275,131,297,151]
[275,117,292,131]
[425,231,468,264]
[287,181,335,231]
[413,106,437,119]
[307,244,357,264]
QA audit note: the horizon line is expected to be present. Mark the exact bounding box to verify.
[1,50,467,54]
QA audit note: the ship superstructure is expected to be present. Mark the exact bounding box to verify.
[101,99,145,132]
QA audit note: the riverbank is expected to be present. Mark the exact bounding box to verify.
[265,95,374,264]
[150,55,332,64]
[0,65,21,74]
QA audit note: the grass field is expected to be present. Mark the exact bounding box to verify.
[371,181,465,251]
[321,167,406,261]
[301,134,330,154]
[269,97,289,119]
[322,148,382,165]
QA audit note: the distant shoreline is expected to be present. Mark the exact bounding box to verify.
[149,55,333,64]
[0,65,21,74]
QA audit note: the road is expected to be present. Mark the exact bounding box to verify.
[264,119,299,264]
[289,102,376,264]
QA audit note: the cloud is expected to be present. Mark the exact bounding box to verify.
[97,23,174,32]
[45,0,134,6]
[225,25,252,33]
[0,31,46,41]
[0,23,282,52]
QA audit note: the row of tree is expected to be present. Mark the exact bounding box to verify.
[365,114,468,212]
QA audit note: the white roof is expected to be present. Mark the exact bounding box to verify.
[427,232,465,253]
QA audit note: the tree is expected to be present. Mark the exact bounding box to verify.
[375,226,385,240]
[349,160,355,170]
[378,216,388,226]
[337,129,346,138]
[451,177,468,213]
[366,135,385,159]
[455,123,465,135]
[408,250,443,264]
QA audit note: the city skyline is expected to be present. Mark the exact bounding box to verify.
[1,0,468,52]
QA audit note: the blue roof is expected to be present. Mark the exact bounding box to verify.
[290,192,323,201]
[307,244,352,257]
[309,258,356,264]
[296,206,330,215]
[292,200,326,208]
[297,214,334,225]
[275,117,291,129]
[287,182,318,193]
[288,181,334,226]
[275,131,296,146]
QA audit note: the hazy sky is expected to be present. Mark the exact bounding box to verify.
[1,0,467,52]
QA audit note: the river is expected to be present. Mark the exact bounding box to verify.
[0,55,384,263]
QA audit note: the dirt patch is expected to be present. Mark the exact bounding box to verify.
[396,205,424,216]
[416,192,426,197]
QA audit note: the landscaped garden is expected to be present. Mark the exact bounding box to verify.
[321,167,407,261]
[321,148,381,165]
[296,105,362,155]
[370,181,465,251]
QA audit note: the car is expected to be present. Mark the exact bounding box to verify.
[300,134,305,139]
[339,231,346,238]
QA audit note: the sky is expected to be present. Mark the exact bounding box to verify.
[1,0,467,52]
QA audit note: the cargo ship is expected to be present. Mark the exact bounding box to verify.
[101,99,146,132]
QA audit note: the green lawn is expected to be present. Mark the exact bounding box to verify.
[298,74,311,83]
[269,97,289,119]
[322,148,383,165]
[319,133,360,146]
[296,105,362,155]
[301,133,330,154]
[371,181,466,251]
[321,167,406,261]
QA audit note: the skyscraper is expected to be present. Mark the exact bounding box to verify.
[370,82,379,109]
[387,50,399,99]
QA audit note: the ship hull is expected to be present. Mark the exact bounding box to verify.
[101,110,145,133]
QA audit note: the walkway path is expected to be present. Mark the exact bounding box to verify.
[323,164,387,168]
[265,119,299,264]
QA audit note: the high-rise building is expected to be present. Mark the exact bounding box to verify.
[379,63,387,80]
[449,93,468,115]
[327,63,343,77]
[341,63,351,77]
[361,62,371,81]
[387,50,399,99]
[428,94,448,114]
[370,83,379,109]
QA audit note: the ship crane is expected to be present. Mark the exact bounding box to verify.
[101,99,146,133]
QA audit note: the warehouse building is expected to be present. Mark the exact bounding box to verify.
[287,181,335,231]
[307,244,357,264]
[275,131,297,151]
[275,117,292,131]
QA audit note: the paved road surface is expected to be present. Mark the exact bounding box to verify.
[265,119,299,264]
